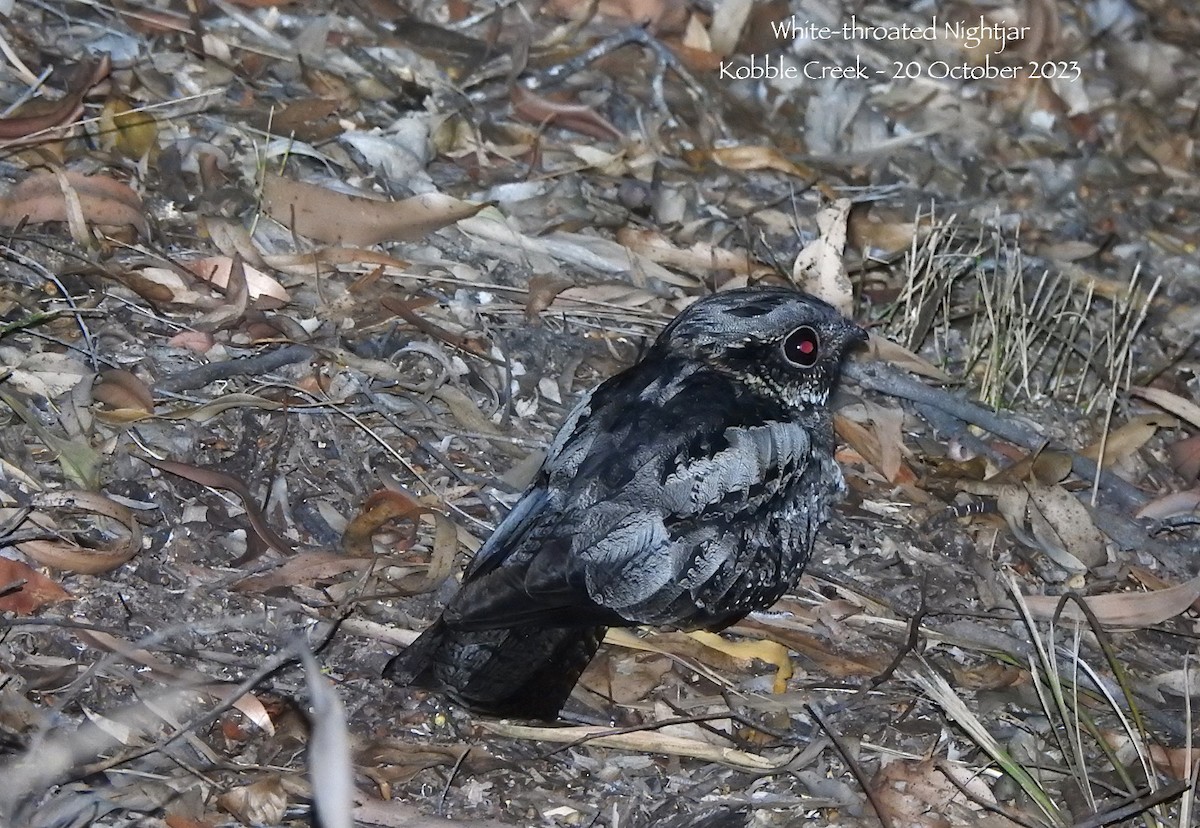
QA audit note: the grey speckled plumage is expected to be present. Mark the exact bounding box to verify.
[386,286,866,719]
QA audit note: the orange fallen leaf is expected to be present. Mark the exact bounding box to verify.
[261,174,486,246]
[0,558,72,614]
[17,491,142,574]
[0,170,148,237]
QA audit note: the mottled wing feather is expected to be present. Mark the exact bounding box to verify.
[444,365,812,631]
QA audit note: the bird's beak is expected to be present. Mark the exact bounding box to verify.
[847,324,870,348]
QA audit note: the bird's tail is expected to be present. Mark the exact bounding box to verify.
[385,621,606,720]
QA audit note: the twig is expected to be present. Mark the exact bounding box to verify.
[806,702,894,828]
[933,759,1043,828]
[861,573,929,695]
[846,360,1147,510]
[154,344,315,393]
[1072,779,1191,828]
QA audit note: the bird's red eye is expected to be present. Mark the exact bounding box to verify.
[783,326,820,367]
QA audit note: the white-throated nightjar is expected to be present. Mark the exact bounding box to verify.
[386,286,866,719]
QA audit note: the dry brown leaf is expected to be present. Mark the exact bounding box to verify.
[187,255,290,307]
[510,85,622,142]
[194,253,249,332]
[865,402,906,483]
[342,488,430,555]
[578,652,673,704]
[709,145,815,178]
[167,330,217,353]
[833,412,919,487]
[947,659,1024,691]
[261,174,485,246]
[116,266,214,306]
[99,98,158,159]
[0,170,148,237]
[0,54,111,145]
[793,199,853,315]
[873,759,998,828]
[525,274,575,318]
[231,552,373,593]
[1022,573,1200,627]
[1167,434,1200,481]
[140,456,294,558]
[1130,565,1200,613]
[17,491,143,574]
[1135,488,1200,521]
[991,448,1073,486]
[0,558,72,614]
[92,369,155,420]
[217,777,287,826]
[1130,386,1200,430]
[615,227,766,275]
[478,721,794,771]
[1079,414,1176,467]
[867,333,953,382]
[995,484,1107,572]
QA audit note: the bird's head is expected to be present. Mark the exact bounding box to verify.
[654,286,867,411]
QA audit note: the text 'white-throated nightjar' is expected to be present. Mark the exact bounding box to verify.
[385,286,866,719]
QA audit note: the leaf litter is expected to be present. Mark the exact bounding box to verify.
[1,1,1200,827]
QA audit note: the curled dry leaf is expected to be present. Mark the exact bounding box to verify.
[0,170,148,237]
[833,412,919,488]
[510,85,622,142]
[341,488,431,556]
[99,98,158,159]
[17,491,143,574]
[0,558,72,615]
[261,173,486,246]
[92,369,155,423]
[688,630,793,693]
[792,198,853,316]
[1022,573,1200,627]
[217,777,287,827]
[525,274,575,318]
[116,266,214,307]
[139,455,294,557]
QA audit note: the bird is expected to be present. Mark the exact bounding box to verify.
[385,286,866,719]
